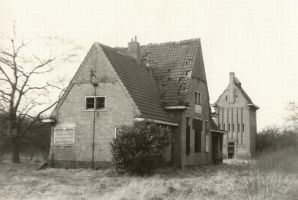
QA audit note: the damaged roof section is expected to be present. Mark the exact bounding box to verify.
[141,39,200,106]
[115,39,203,106]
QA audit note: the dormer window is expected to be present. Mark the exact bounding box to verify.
[195,92,201,105]
[86,96,105,110]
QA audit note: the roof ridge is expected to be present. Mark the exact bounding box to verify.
[142,38,200,47]
[96,42,137,61]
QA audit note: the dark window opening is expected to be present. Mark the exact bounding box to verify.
[228,123,230,132]
[205,120,208,134]
[195,92,201,105]
[186,117,190,155]
[228,142,235,159]
[242,124,245,132]
[219,136,223,151]
[237,123,240,132]
[226,96,228,101]
[86,96,105,110]
[86,97,95,109]
[96,97,105,109]
[232,123,235,132]
[193,118,202,153]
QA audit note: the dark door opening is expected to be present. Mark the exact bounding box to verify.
[227,142,235,159]
[212,135,219,164]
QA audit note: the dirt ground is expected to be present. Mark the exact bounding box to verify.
[0,159,297,200]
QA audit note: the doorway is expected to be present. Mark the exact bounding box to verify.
[227,142,235,159]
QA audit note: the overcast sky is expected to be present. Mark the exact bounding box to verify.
[1,0,298,130]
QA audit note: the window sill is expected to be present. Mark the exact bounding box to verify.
[84,109,107,112]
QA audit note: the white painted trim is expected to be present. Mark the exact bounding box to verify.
[114,127,119,139]
[134,118,178,126]
[41,118,55,123]
[164,106,188,110]
[247,104,260,109]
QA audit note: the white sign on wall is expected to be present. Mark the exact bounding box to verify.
[54,128,75,146]
[195,105,202,114]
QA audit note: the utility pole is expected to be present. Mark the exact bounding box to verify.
[90,69,98,169]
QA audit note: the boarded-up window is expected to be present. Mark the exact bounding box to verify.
[54,128,75,146]
[193,118,202,153]
[186,117,190,155]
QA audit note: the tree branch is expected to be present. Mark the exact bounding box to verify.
[20,99,59,135]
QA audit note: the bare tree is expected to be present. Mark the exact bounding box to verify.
[0,26,81,163]
[286,101,298,132]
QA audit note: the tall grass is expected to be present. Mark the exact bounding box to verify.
[239,147,298,200]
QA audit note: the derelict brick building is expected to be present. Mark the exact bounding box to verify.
[213,72,259,159]
[48,37,224,168]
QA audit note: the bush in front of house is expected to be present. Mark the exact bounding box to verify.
[110,120,170,175]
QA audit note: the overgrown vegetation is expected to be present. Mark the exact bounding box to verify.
[238,147,298,200]
[256,126,298,152]
[110,121,170,175]
[256,101,298,153]
[0,113,51,163]
[0,25,80,163]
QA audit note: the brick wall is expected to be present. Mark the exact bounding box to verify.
[214,84,257,159]
[49,45,140,167]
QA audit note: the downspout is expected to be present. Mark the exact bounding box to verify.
[90,69,98,169]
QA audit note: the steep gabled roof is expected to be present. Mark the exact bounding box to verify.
[140,39,201,106]
[115,39,203,106]
[99,44,173,123]
[213,76,258,109]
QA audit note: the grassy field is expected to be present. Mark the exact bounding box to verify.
[0,149,298,200]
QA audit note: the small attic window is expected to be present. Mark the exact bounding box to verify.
[86,96,105,110]
[235,95,238,101]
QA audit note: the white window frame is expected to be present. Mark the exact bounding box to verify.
[85,96,106,110]
[114,127,121,139]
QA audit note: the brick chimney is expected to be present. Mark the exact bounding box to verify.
[228,72,236,103]
[127,36,141,65]
[229,72,235,85]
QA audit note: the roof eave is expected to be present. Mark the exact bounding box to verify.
[134,117,178,127]
[163,106,189,110]
[247,104,260,110]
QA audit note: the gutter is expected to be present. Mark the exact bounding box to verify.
[163,106,189,110]
[134,117,179,127]
[210,129,226,134]
[247,104,260,109]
